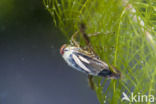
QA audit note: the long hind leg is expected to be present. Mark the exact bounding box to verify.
[79,24,97,54]
[88,75,95,90]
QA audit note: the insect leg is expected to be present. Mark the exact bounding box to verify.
[88,75,95,90]
[70,31,80,47]
[88,31,115,37]
[79,23,90,46]
[79,23,97,55]
[88,32,101,37]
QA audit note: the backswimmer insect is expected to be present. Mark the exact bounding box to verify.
[60,24,121,89]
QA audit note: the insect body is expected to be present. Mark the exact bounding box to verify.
[60,24,121,90]
[60,44,121,79]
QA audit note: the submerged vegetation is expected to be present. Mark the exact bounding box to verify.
[43,0,156,103]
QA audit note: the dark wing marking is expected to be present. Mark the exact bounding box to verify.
[98,69,112,76]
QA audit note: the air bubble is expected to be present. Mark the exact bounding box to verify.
[46,5,49,8]
[53,7,56,10]
[73,1,76,5]
[57,3,60,7]
[131,8,136,13]
[140,20,144,26]
[51,12,54,15]
[141,61,144,64]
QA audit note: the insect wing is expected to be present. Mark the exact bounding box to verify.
[72,52,109,76]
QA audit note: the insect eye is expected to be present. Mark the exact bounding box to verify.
[60,44,66,54]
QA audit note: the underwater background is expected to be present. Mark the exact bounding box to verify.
[0,0,98,104]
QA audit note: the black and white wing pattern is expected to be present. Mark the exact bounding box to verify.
[71,52,120,78]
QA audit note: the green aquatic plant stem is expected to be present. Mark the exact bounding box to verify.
[43,0,156,103]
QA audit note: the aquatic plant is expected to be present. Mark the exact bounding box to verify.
[43,0,156,103]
